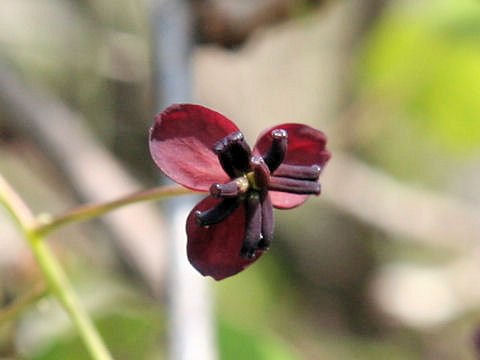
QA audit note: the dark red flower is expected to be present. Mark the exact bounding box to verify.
[149,104,331,280]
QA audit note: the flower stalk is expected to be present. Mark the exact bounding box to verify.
[32,184,193,236]
[28,232,113,360]
[0,174,113,360]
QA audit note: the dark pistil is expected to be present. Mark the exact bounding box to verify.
[250,156,270,189]
[212,141,236,179]
[213,131,251,178]
[195,197,242,227]
[273,164,321,180]
[240,193,263,258]
[269,176,321,195]
[262,129,287,172]
[258,193,274,250]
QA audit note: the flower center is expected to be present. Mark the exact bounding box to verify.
[194,129,323,258]
[246,172,258,190]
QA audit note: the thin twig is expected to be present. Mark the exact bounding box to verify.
[0,283,48,327]
[0,174,34,229]
[33,184,194,236]
[29,233,113,360]
[322,151,480,249]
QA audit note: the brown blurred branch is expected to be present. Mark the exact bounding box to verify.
[0,283,47,327]
[195,0,291,48]
[0,60,168,297]
[323,151,480,250]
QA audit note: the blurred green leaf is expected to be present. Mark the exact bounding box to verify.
[218,318,299,360]
[359,0,480,154]
[30,308,165,360]
[215,253,302,359]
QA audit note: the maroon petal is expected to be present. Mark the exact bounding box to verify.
[150,104,239,191]
[186,196,264,280]
[254,123,331,209]
[267,192,309,209]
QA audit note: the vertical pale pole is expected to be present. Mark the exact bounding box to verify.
[150,1,218,359]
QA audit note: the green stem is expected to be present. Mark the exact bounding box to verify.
[33,184,194,236]
[0,174,112,360]
[0,175,35,230]
[29,232,113,360]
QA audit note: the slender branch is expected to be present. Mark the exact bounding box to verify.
[322,151,480,249]
[0,174,35,227]
[0,283,48,327]
[32,184,194,236]
[0,174,112,360]
[29,233,113,360]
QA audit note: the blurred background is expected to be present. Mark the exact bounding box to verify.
[1,0,480,359]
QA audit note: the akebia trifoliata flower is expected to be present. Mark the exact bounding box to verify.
[149,104,331,280]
